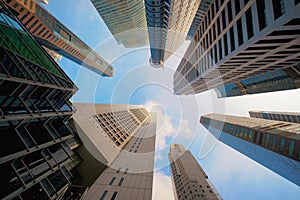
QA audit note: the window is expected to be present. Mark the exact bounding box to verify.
[272,136,277,149]
[118,178,124,186]
[272,0,285,20]
[236,19,244,46]
[109,177,116,185]
[258,133,264,145]
[265,134,270,145]
[111,192,118,200]
[279,138,286,151]
[234,0,241,15]
[288,140,295,156]
[249,130,253,139]
[30,0,33,9]
[116,167,121,173]
[245,9,254,39]
[13,3,19,8]
[99,190,108,200]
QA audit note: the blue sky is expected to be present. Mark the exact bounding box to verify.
[44,1,300,199]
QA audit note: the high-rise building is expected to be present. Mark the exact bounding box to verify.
[91,0,148,48]
[186,0,212,39]
[0,2,85,199]
[36,0,49,4]
[72,103,156,200]
[249,110,300,123]
[4,0,113,76]
[44,46,62,63]
[200,113,300,186]
[174,0,300,95]
[72,103,151,166]
[169,144,221,200]
[214,66,300,98]
[145,0,201,68]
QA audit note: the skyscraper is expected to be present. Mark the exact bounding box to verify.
[72,103,151,166]
[72,103,156,200]
[4,0,113,76]
[174,0,300,95]
[169,144,221,200]
[249,110,300,123]
[200,113,300,186]
[214,66,300,98]
[0,2,84,199]
[186,0,212,39]
[145,0,201,68]
[91,0,148,48]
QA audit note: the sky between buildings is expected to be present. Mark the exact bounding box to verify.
[43,1,300,199]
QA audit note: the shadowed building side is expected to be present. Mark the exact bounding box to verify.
[0,2,88,199]
[82,113,157,200]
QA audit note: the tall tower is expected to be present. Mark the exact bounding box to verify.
[145,0,201,68]
[4,0,113,76]
[169,144,221,200]
[174,0,300,95]
[186,0,212,39]
[73,103,156,200]
[214,66,300,98]
[90,0,148,48]
[249,110,300,123]
[0,2,84,199]
[200,113,300,186]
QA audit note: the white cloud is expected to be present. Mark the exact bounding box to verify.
[155,152,163,161]
[177,119,193,139]
[152,172,174,200]
[144,100,176,149]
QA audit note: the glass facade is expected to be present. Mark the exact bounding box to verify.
[250,110,300,124]
[215,68,299,98]
[200,114,300,186]
[4,0,113,76]
[0,2,82,199]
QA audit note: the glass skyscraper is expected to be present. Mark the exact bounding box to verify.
[4,0,113,76]
[214,66,300,98]
[91,0,148,48]
[249,110,300,123]
[0,2,85,199]
[200,113,300,187]
[145,0,201,68]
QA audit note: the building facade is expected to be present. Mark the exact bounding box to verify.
[91,0,148,48]
[72,103,151,166]
[169,144,221,200]
[187,0,212,39]
[174,0,300,95]
[214,66,300,98]
[4,0,113,76]
[0,2,85,199]
[145,0,201,68]
[73,105,156,200]
[200,113,300,186]
[249,110,300,123]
